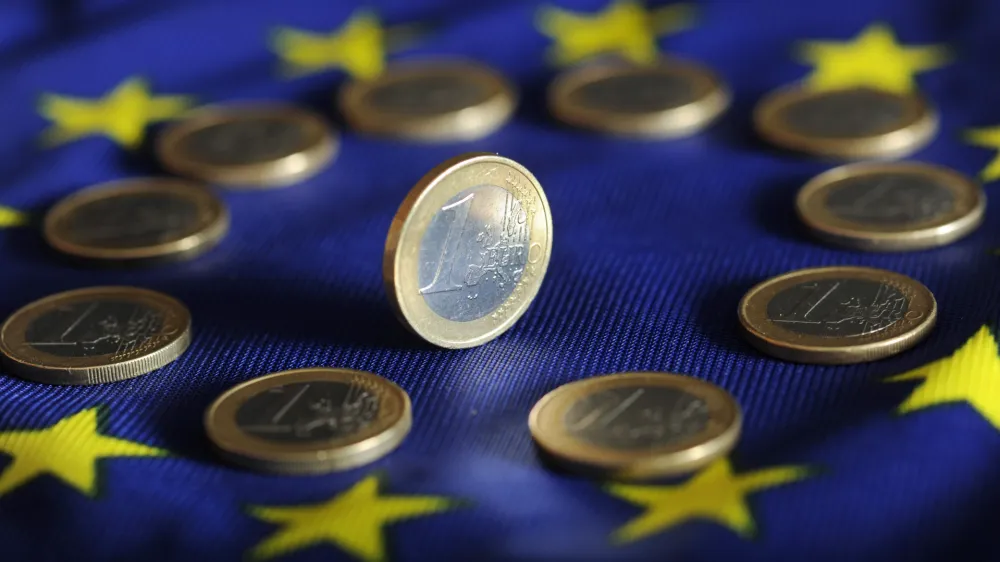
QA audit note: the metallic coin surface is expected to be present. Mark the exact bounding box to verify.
[339,60,517,142]
[797,162,986,251]
[205,368,411,474]
[739,266,936,364]
[44,178,228,264]
[529,372,741,480]
[0,287,191,385]
[157,104,337,188]
[548,58,730,138]
[384,153,552,348]
[754,86,937,159]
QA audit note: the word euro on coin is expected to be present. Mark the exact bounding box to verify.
[339,60,517,142]
[754,86,937,160]
[797,162,985,252]
[205,368,411,474]
[157,104,337,188]
[44,178,228,265]
[548,58,730,138]
[384,153,552,348]
[529,372,741,480]
[0,287,191,385]
[739,266,936,364]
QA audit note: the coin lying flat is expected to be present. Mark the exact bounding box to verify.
[739,266,936,364]
[548,58,730,138]
[384,153,553,348]
[43,178,228,265]
[754,86,937,159]
[797,162,986,252]
[205,368,411,474]
[0,287,191,385]
[339,60,517,142]
[529,372,741,480]
[157,104,337,188]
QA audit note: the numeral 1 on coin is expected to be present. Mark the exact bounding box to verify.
[419,194,473,295]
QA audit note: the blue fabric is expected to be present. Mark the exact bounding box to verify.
[1,1,999,561]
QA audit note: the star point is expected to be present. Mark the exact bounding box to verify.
[270,10,387,80]
[0,206,28,228]
[965,126,1000,183]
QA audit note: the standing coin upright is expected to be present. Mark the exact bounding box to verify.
[548,58,730,138]
[0,287,191,385]
[157,104,337,188]
[797,162,986,251]
[384,153,552,348]
[44,178,228,265]
[754,86,937,159]
[529,372,741,480]
[339,60,517,142]
[739,266,936,364]
[205,368,411,474]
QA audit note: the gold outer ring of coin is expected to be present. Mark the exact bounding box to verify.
[797,162,986,252]
[43,178,229,264]
[547,57,731,138]
[339,59,517,142]
[753,85,938,159]
[738,266,937,364]
[383,152,553,349]
[156,104,337,188]
[204,368,411,474]
[528,372,742,480]
[0,286,192,385]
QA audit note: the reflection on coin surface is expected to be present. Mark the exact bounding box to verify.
[0,287,191,384]
[754,86,937,159]
[157,104,337,188]
[739,266,936,364]
[43,178,228,264]
[384,153,552,348]
[339,60,517,141]
[529,372,741,480]
[797,162,985,251]
[548,58,730,138]
[205,368,411,474]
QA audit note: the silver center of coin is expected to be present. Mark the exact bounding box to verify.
[367,75,489,115]
[181,118,308,165]
[767,279,909,337]
[236,381,380,443]
[824,173,954,226]
[573,72,695,113]
[564,386,710,450]
[24,300,165,358]
[781,90,907,138]
[418,184,530,322]
[62,193,201,248]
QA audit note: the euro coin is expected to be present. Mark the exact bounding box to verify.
[548,57,730,138]
[157,104,337,188]
[739,266,936,364]
[0,286,191,385]
[529,372,741,480]
[797,162,985,251]
[754,86,937,159]
[339,60,516,142]
[43,178,228,265]
[384,153,552,348]
[205,368,411,474]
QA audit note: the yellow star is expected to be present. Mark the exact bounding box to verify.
[536,0,695,66]
[796,23,950,93]
[0,407,166,498]
[965,126,1000,183]
[607,458,809,544]
[270,10,387,80]
[886,326,1000,428]
[248,474,459,561]
[0,206,28,227]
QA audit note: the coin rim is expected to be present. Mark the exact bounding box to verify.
[204,368,411,474]
[528,372,742,480]
[797,162,986,251]
[738,266,937,364]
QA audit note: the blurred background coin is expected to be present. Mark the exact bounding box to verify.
[529,372,741,480]
[797,162,985,251]
[384,153,552,348]
[339,60,517,142]
[205,368,411,474]
[0,286,191,385]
